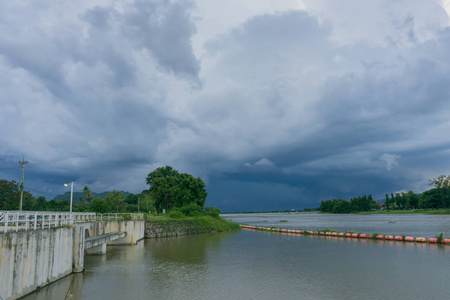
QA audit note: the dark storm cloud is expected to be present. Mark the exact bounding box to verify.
[1,1,450,211]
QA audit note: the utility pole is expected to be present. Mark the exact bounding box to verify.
[18,156,29,211]
[138,198,140,213]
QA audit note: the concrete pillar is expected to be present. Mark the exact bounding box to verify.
[86,243,107,255]
[72,225,85,272]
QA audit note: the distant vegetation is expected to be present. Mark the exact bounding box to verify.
[319,175,450,214]
[0,165,220,217]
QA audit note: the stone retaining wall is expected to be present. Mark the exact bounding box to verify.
[145,220,216,238]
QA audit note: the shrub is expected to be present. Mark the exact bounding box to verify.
[204,206,221,217]
[436,232,444,243]
[169,211,185,219]
[173,203,203,216]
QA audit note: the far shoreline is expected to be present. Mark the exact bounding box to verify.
[222,209,450,216]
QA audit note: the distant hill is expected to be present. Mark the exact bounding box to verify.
[52,191,132,204]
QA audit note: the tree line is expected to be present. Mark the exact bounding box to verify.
[0,165,218,216]
[0,179,153,214]
[320,195,380,213]
[319,175,450,213]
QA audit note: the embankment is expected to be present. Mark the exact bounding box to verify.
[145,216,240,238]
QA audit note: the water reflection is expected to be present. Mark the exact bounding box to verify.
[20,229,450,300]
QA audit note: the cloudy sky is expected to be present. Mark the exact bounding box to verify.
[1,0,450,212]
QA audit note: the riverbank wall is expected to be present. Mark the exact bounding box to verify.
[0,226,84,300]
[145,216,240,238]
[241,225,450,245]
[0,220,145,300]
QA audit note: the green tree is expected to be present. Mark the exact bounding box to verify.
[146,166,207,213]
[0,179,20,210]
[82,185,94,205]
[33,196,47,211]
[104,190,125,213]
[89,197,108,213]
[429,175,450,208]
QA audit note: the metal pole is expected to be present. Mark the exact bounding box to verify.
[19,156,29,211]
[70,181,73,224]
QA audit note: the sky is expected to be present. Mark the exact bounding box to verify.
[1,0,450,212]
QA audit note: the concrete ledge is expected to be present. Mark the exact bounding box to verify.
[85,232,126,249]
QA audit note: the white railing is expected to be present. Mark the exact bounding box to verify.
[96,213,144,221]
[0,211,96,234]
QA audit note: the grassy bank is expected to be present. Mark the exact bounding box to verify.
[146,214,241,233]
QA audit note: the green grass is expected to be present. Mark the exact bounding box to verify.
[280,220,288,222]
[146,214,241,233]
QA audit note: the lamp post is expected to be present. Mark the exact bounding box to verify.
[64,182,73,223]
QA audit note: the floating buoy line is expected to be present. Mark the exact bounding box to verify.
[240,225,450,245]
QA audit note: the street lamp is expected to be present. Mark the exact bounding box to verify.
[64,182,73,223]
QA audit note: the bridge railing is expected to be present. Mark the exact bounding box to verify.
[96,213,144,221]
[0,211,96,234]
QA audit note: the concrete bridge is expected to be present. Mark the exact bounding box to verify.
[85,231,127,254]
[0,214,145,300]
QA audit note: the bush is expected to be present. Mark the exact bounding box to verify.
[175,203,203,216]
[205,206,221,217]
[436,232,444,243]
[169,211,185,219]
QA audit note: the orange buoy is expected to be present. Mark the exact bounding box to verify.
[351,233,359,238]
[442,238,450,244]
[376,235,384,239]
[428,238,438,243]
[385,235,394,240]
[394,236,404,241]
[338,233,345,237]
[416,237,426,243]
[345,233,352,237]
[359,234,367,238]
[405,237,415,242]
[332,232,338,236]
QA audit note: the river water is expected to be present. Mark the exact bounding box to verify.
[22,214,450,300]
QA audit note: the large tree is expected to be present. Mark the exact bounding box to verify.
[146,166,207,212]
[0,179,20,210]
[429,175,450,208]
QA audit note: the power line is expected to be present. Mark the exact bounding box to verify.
[0,167,18,171]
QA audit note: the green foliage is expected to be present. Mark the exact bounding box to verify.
[0,179,20,210]
[436,232,444,243]
[280,220,288,222]
[204,206,221,217]
[146,166,207,212]
[82,185,94,205]
[320,195,379,213]
[104,190,125,213]
[89,197,108,213]
[173,202,203,216]
[33,196,47,211]
[146,215,241,232]
[169,211,185,219]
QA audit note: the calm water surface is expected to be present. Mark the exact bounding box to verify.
[23,214,450,300]
[226,213,450,237]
